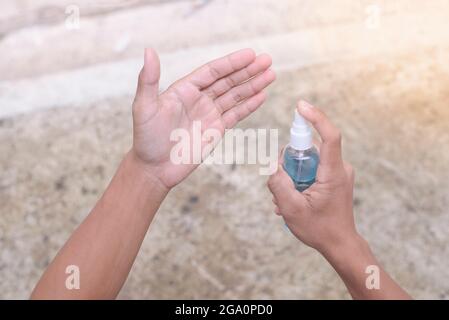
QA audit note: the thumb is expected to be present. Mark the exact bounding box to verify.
[135,48,160,107]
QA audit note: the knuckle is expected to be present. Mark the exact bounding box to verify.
[233,92,243,103]
[207,65,221,79]
[225,77,235,89]
[207,89,218,100]
[248,81,257,94]
[268,175,281,191]
[282,207,295,219]
[242,69,251,82]
[309,108,327,128]
[314,107,326,121]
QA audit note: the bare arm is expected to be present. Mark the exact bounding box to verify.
[31,152,168,299]
[322,234,410,299]
[31,48,275,299]
[268,100,411,300]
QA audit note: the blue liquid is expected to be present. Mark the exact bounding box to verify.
[283,145,319,192]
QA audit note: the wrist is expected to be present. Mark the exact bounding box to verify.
[320,232,370,264]
[125,149,171,195]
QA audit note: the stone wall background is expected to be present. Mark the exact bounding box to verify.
[1,0,449,299]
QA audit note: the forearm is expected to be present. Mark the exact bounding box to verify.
[321,234,411,300]
[31,151,169,299]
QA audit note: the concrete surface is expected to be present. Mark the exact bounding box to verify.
[1,0,449,299]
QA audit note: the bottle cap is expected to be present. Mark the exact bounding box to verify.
[290,110,312,150]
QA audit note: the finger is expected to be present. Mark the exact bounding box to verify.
[215,69,276,113]
[272,197,278,206]
[203,54,272,99]
[183,48,256,89]
[135,48,160,106]
[297,100,343,169]
[222,91,267,129]
[267,165,307,210]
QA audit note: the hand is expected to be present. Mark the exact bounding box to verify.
[268,100,357,255]
[131,48,275,189]
[268,105,411,300]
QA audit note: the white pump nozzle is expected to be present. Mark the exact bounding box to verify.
[290,110,312,150]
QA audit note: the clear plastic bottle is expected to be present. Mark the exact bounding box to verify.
[283,110,319,192]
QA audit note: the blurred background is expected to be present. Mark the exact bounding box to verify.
[1,0,449,299]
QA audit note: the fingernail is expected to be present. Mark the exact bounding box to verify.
[299,100,314,110]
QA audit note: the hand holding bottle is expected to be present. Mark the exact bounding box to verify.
[268,100,357,255]
[268,100,411,299]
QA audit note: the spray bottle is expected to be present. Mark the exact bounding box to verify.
[283,110,320,191]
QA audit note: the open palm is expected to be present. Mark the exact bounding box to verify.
[132,48,275,189]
